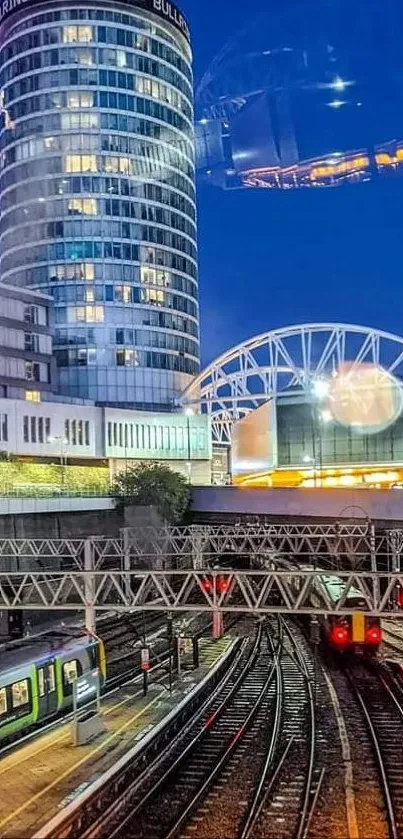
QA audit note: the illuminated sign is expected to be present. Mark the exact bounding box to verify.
[141,647,150,671]
[73,669,99,707]
[0,0,190,42]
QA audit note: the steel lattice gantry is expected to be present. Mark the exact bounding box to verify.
[0,523,402,619]
[1,568,403,617]
[179,323,403,444]
[0,522,385,572]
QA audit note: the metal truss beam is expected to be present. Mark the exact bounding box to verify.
[1,569,403,617]
[0,524,398,573]
[122,523,382,569]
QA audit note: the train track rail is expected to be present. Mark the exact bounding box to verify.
[238,619,318,839]
[89,619,320,839]
[346,661,403,839]
[78,626,266,838]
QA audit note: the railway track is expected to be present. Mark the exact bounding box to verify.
[238,619,318,839]
[79,624,269,838]
[346,661,403,839]
[87,618,321,839]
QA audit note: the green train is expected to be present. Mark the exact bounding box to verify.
[0,631,106,743]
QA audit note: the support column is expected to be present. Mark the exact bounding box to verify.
[122,528,131,601]
[212,610,223,639]
[370,522,380,611]
[84,539,96,634]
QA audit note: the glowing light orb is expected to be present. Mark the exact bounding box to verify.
[327,363,403,434]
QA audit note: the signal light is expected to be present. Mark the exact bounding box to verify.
[217,577,230,593]
[366,625,382,645]
[201,578,212,592]
[331,625,349,646]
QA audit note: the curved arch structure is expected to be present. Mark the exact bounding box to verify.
[180,323,403,444]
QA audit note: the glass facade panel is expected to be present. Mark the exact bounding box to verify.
[0,0,198,408]
[277,402,403,468]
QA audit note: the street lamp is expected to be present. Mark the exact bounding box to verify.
[185,408,193,485]
[48,435,68,488]
[302,454,317,487]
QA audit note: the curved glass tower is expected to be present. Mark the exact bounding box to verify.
[0,0,198,408]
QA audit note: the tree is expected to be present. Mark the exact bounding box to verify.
[113,462,190,524]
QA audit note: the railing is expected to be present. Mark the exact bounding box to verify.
[0,486,113,498]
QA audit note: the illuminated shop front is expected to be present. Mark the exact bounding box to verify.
[231,370,403,489]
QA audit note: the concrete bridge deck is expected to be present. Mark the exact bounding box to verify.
[191,487,403,525]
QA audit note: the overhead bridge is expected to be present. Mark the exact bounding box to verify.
[191,487,403,525]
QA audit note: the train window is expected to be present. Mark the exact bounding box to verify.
[88,645,97,670]
[39,665,56,696]
[0,688,7,717]
[38,669,45,697]
[62,659,83,695]
[11,679,29,708]
[48,664,55,693]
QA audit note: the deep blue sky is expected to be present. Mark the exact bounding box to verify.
[180,0,403,366]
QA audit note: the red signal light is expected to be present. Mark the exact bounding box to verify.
[366,625,382,645]
[331,625,349,646]
[218,577,230,593]
[201,577,212,592]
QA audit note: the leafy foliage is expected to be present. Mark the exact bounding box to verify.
[113,462,190,523]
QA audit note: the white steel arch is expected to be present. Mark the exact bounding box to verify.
[180,323,403,444]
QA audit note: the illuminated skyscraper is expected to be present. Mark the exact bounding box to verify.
[0,0,198,408]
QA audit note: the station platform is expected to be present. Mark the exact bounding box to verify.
[0,636,232,839]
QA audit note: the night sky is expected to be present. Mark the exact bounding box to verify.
[180,0,403,366]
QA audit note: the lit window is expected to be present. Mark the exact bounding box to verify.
[141,266,155,284]
[62,112,98,129]
[116,50,127,68]
[67,91,94,109]
[0,688,7,716]
[156,270,170,287]
[76,48,94,65]
[12,680,29,708]
[65,155,97,173]
[85,289,95,303]
[44,136,57,150]
[137,76,152,96]
[115,285,132,303]
[68,198,98,215]
[83,263,95,282]
[103,156,131,175]
[144,288,164,305]
[116,349,138,367]
[63,660,78,685]
[63,25,93,43]
[70,306,104,323]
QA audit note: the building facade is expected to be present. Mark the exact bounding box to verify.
[231,393,403,489]
[0,282,55,402]
[0,396,212,484]
[0,0,198,408]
